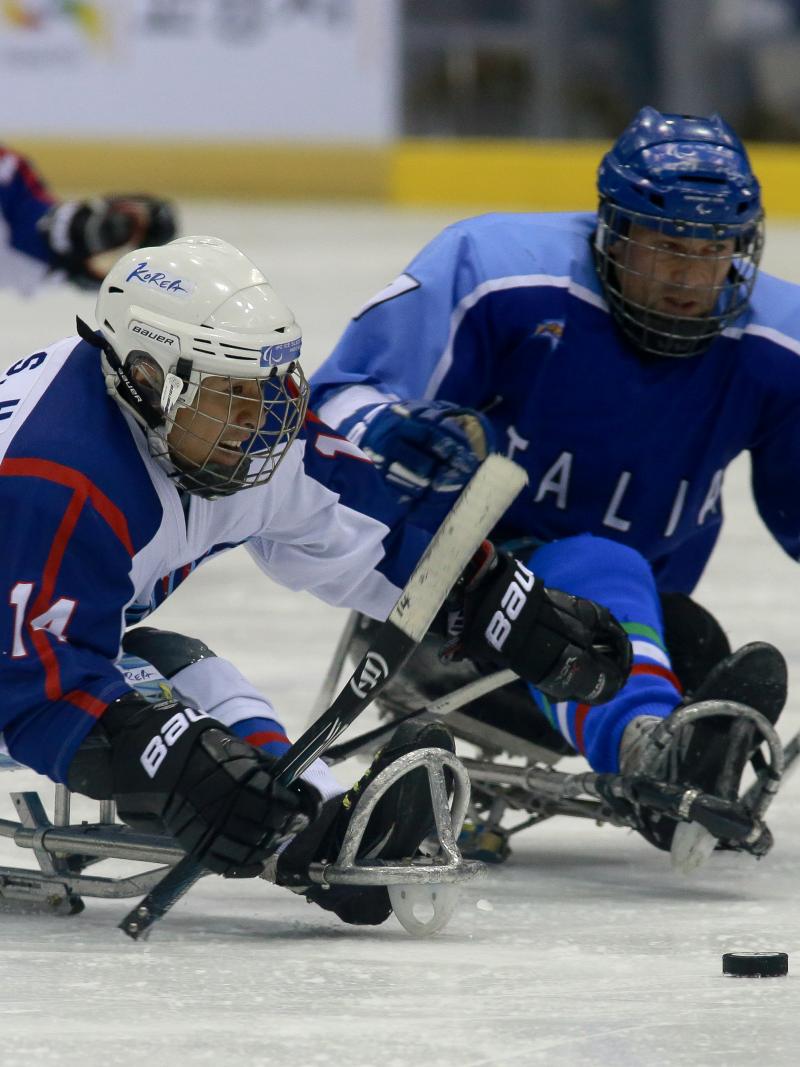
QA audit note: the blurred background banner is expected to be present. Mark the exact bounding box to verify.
[0,0,399,140]
[4,0,800,212]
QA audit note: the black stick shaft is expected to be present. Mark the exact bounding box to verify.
[119,858,205,940]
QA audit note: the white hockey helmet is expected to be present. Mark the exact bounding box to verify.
[89,235,307,498]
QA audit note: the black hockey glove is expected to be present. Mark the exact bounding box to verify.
[85,693,317,877]
[40,194,178,286]
[452,547,631,704]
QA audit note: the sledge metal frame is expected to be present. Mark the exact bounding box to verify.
[0,784,185,914]
[0,748,484,926]
[458,702,787,855]
[308,747,483,889]
[310,620,794,859]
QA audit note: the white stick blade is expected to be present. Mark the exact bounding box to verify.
[390,454,528,642]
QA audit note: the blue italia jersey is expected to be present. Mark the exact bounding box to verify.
[0,336,429,782]
[0,145,56,293]
[311,211,800,593]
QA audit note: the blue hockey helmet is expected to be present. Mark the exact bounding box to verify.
[594,107,764,358]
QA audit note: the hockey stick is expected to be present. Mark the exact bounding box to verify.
[119,454,528,939]
[779,728,800,778]
[467,759,772,850]
[304,611,359,727]
[322,668,517,763]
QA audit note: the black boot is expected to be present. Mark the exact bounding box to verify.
[659,592,731,693]
[623,642,786,851]
[276,720,455,925]
[672,640,786,794]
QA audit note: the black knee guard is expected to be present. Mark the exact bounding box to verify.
[69,629,217,806]
[122,626,216,679]
[659,593,731,695]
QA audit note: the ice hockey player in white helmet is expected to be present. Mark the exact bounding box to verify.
[0,142,176,294]
[0,235,630,925]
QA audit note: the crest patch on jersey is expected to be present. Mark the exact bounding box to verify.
[533,319,565,352]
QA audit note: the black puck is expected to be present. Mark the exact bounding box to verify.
[722,952,789,977]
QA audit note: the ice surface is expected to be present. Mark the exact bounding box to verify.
[1,206,800,1067]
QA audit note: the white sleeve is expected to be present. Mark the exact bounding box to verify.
[245,441,402,621]
[0,215,56,295]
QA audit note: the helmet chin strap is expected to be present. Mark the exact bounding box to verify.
[173,459,250,500]
[77,316,197,428]
[597,268,721,359]
[77,316,165,430]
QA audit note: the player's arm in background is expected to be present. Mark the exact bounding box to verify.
[0,143,177,294]
[0,144,57,294]
[0,469,136,782]
[311,219,497,430]
[309,216,534,530]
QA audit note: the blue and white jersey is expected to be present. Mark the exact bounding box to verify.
[311,211,800,593]
[0,145,56,294]
[0,336,429,782]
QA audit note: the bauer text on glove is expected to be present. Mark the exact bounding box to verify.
[456,550,632,703]
[68,692,318,877]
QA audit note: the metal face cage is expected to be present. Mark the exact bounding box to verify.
[595,201,764,359]
[133,356,310,498]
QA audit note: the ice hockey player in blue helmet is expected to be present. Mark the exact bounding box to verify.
[0,142,177,294]
[0,235,629,926]
[310,106,792,868]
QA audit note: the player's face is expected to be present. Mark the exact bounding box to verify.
[167,375,266,471]
[612,223,736,317]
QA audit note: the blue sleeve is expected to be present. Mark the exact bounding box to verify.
[0,466,135,782]
[652,335,800,587]
[749,376,800,562]
[0,146,55,265]
[310,219,510,431]
[300,412,433,593]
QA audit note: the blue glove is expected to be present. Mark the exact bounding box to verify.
[358,400,494,529]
